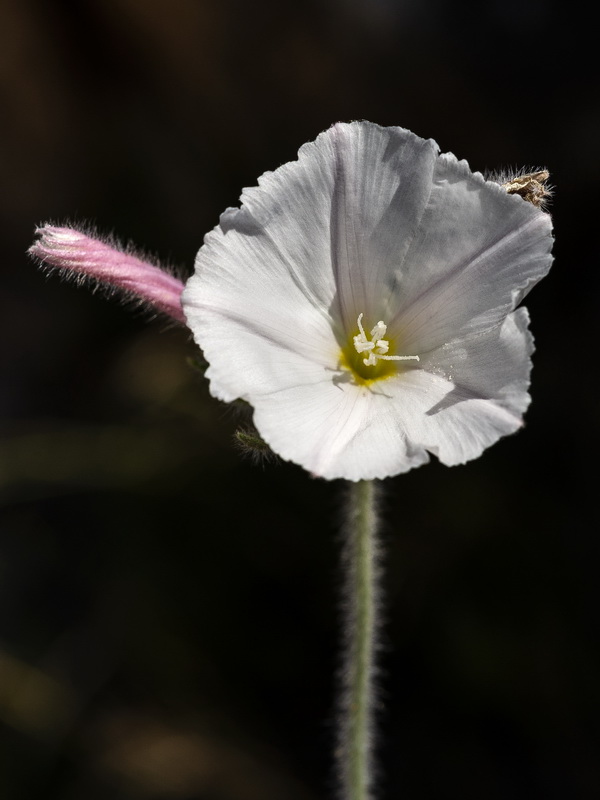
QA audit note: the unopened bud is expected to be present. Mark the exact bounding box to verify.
[28,225,186,324]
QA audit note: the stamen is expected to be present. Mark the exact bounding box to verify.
[353,312,420,367]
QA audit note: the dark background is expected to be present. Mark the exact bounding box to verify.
[1,1,598,798]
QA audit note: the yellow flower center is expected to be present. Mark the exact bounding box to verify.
[340,313,419,384]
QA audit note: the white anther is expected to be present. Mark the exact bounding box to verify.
[353,313,420,367]
[353,336,375,353]
[370,321,387,342]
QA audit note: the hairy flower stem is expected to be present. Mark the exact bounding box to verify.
[338,479,381,800]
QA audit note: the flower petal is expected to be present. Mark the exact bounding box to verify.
[397,308,535,465]
[323,123,439,330]
[389,155,553,353]
[252,377,430,481]
[183,284,339,404]
[182,132,343,390]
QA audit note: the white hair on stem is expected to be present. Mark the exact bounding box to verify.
[336,479,383,800]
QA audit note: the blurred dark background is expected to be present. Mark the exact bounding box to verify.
[1,0,598,798]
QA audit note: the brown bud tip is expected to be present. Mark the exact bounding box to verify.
[502,170,551,209]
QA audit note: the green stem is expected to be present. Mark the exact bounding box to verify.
[338,479,380,800]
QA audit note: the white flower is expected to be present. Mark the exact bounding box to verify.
[182,122,553,481]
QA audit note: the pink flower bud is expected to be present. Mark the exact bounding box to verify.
[28,225,186,324]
